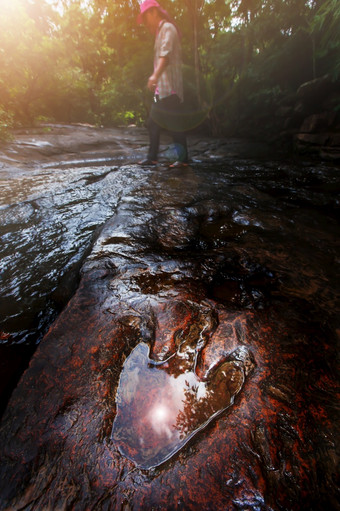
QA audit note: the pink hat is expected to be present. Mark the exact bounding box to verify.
[137,0,168,24]
[137,0,182,38]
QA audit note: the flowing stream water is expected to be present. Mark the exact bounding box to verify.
[0,156,143,413]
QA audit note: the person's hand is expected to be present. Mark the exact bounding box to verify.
[147,74,157,92]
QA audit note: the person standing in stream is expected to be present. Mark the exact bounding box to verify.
[137,0,188,168]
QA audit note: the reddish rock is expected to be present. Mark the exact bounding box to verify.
[0,171,338,510]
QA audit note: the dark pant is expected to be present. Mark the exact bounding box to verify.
[147,94,188,163]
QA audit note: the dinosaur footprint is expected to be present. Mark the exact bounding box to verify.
[111,304,254,469]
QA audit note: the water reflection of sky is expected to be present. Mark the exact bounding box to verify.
[112,341,246,469]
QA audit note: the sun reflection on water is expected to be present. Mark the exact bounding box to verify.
[111,338,253,469]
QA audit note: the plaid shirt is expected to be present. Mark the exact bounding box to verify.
[154,21,183,102]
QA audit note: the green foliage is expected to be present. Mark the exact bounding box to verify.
[0,0,338,133]
[309,0,340,79]
[0,109,14,142]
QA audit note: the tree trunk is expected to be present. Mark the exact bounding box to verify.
[185,0,203,107]
[193,0,201,106]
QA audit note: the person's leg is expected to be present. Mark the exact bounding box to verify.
[146,102,161,162]
[143,95,188,165]
[172,130,188,164]
[161,95,188,164]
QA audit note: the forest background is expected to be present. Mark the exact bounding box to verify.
[0,0,339,141]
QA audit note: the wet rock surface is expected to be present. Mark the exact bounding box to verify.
[0,126,339,510]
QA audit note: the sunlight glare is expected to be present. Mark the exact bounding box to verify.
[153,404,169,422]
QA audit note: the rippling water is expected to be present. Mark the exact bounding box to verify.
[0,160,150,413]
[0,163,138,343]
